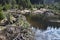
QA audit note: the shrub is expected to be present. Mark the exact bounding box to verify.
[3,3,11,11]
[0,5,5,21]
[0,5,3,11]
[0,10,5,21]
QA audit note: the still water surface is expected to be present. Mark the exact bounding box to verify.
[32,27,60,40]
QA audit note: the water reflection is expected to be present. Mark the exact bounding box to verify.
[32,27,60,40]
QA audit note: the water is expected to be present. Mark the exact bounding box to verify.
[32,27,60,40]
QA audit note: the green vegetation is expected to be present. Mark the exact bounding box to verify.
[45,3,60,13]
[0,0,60,11]
[33,4,45,9]
[11,0,16,9]
[0,5,5,22]
[0,0,32,10]
[0,11,4,21]
[17,0,33,9]
[3,3,12,10]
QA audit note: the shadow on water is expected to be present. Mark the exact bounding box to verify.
[36,20,60,30]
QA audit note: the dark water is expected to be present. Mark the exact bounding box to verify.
[32,27,60,40]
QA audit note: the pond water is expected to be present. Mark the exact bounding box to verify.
[32,27,60,40]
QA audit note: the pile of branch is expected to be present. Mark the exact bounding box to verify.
[0,26,34,40]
